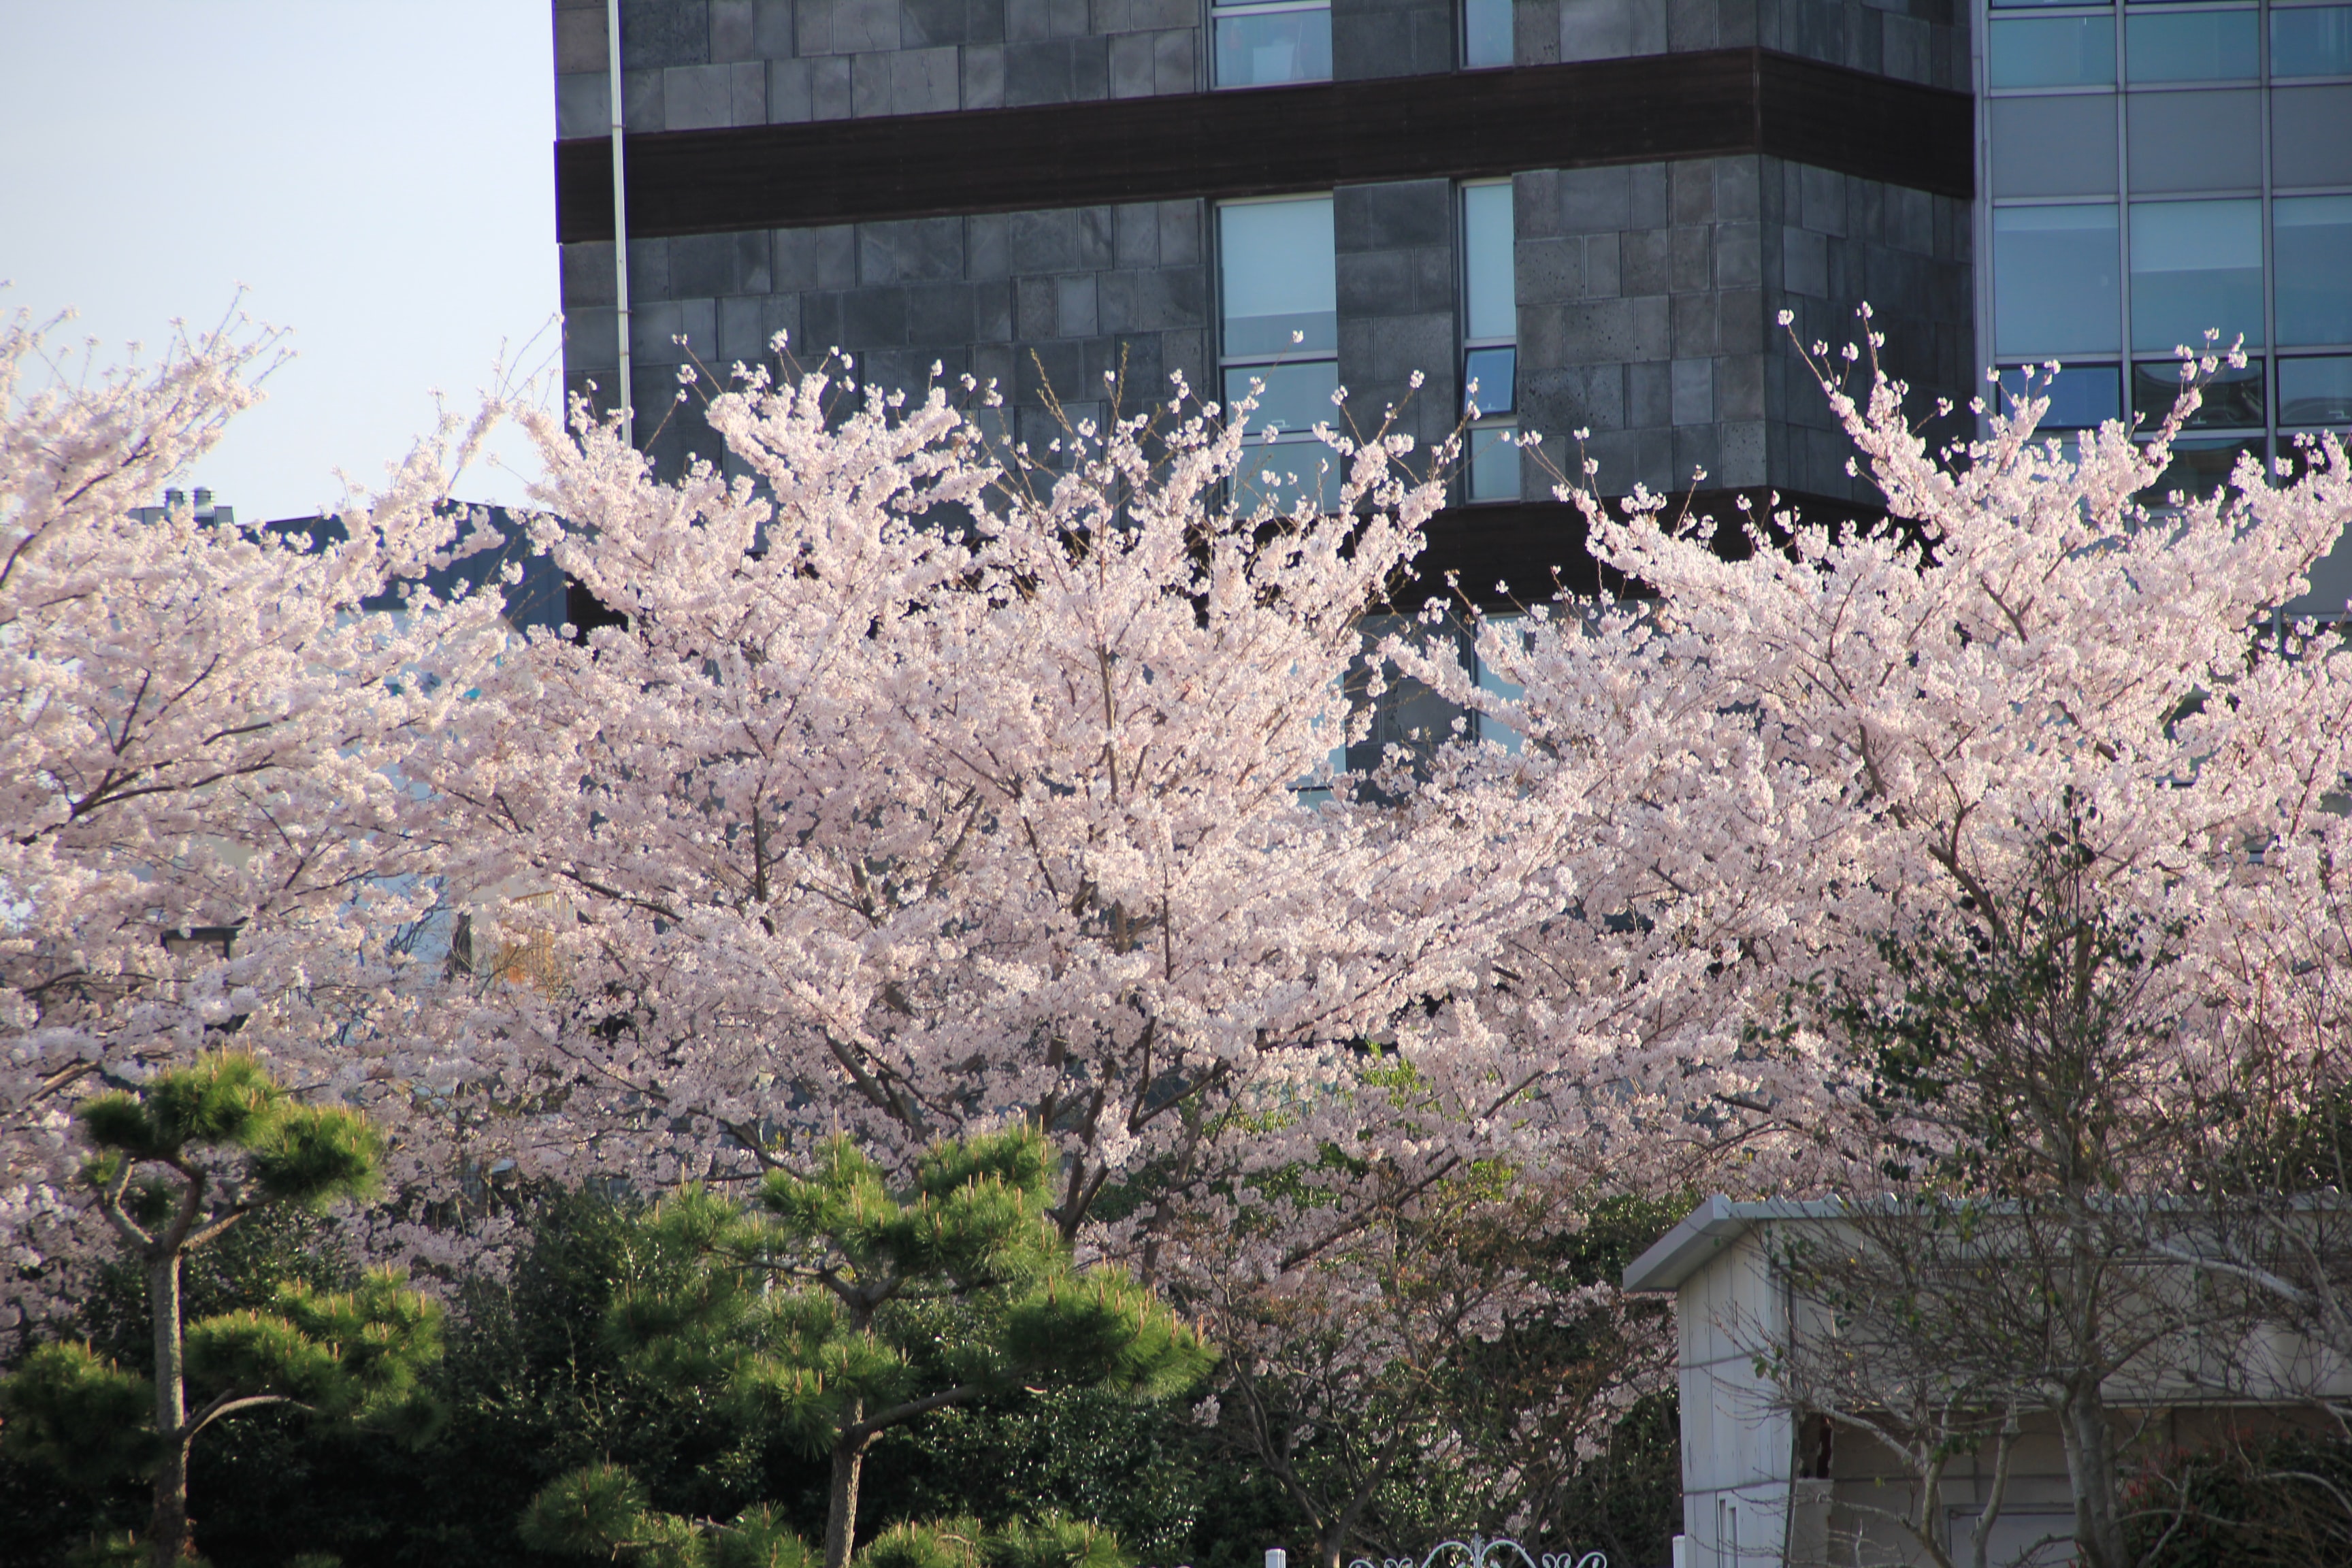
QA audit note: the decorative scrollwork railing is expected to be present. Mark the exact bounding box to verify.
[1348,1534,1606,1568]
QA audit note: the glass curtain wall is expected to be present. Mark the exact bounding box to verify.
[1980,0,2352,502]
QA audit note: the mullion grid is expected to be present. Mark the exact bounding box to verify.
[1979,0,2352,484]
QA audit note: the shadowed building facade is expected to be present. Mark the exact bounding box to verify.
[549,0,1995,602]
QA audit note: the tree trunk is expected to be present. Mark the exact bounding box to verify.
[2059,1381,2126,1568]
[146,1254,189,1568]
[825,1422,867,1568]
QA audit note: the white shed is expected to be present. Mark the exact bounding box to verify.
[1624,1195,2352,1568]
[1623,1198,1821,1568]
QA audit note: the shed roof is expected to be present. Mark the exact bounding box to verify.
[1621,1195,1850,1293]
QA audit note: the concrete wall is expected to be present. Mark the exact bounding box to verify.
[1678,1228,1797,1568]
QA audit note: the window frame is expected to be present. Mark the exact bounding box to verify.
[1215,193,1341,511]
[1458,177,1520,505]
[1209,0,1334,91]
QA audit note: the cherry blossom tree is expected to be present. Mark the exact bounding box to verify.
[0,307,513,1335]
[1394,325,2352,1195]
[1390,324,2352,1568]
[416,348,1565,1277]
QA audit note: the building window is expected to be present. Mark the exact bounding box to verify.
[1463,0,1513,67]
[1993,203,2122,355]
[1212,0,1331,88]
[1989,15,2117,87]
[2281,355,2352,427]
[1979,0,2352,514]
[2130,198,2266,352]
[2132,357,2266,427]
[1997,363,2125,427]
[1219,195,1338,509]
[2272,5,2352,78]
[2276,197,2352,346]
[2125,10,2259,83]
[1460,179,1518,503]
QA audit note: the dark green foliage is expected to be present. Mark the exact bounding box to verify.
[1,1173,1676,1568]
[0,1345,163,1487]
[864,1385,1248,1565]
[583,1129,1215,1568]
[3,1054,419,1568]
[2123,1430,2352,1566]
[517,1468,1132,1568]
[74,1054,380,1212]
[853,1514,1126,1568]
[860,1520,985,1568]
[1532,1390,1680,1568]
[248,1107,381,1209]
[517,1463,660,1556]
[184,1271,446,1441]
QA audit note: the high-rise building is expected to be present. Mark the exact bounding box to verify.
[549,0,2347,602]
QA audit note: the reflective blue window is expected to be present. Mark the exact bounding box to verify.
[1460,180,1518,504]
[1220,197,1337,355]
[2125,10,2259,80]
[1995,205,2122,354]
[2130,199,2265,351]
[1461,182,1516,342]
[2279,357,2352,427]
[1463,0,1513,67]
[1997,363,2125,427]
[2141,435,2266,500]
[1219,193,1338,500]
[2132,357,2266,427]
[1224,361,1340,436]
[2276,197,2352,346]
[1990,17,2118,87]
[1464,346,1517,415]
[2272,5,2352,78]
[1465,425,1519,501]
[1213,3,1332,88]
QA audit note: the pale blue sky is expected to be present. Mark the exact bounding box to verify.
[1,1,557,521]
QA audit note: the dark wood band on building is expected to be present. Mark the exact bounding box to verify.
[555,49,1973,243]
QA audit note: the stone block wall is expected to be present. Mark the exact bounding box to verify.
[1511,154,1969,504]
[553,0,1204,137]
[1761,157,1974,502]
[1335,180,1461,490]
[1333,0,1456,79]
[561,201,1211,481]
[1516,0,1970,93]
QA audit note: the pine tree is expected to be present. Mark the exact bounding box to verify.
[530,1127,1214,1568]
[0,1052,442,1568]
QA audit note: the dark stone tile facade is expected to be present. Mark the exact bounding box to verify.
[1335,179,1460,487]
[1512,154,1970,503]
[1515,0,1970,93]
[554,0,1201,137]
[562,201,1211,482]
[554,0,1976,506]
[1333,0,1456,79]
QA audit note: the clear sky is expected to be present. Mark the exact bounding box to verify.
[1,1,557,522]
